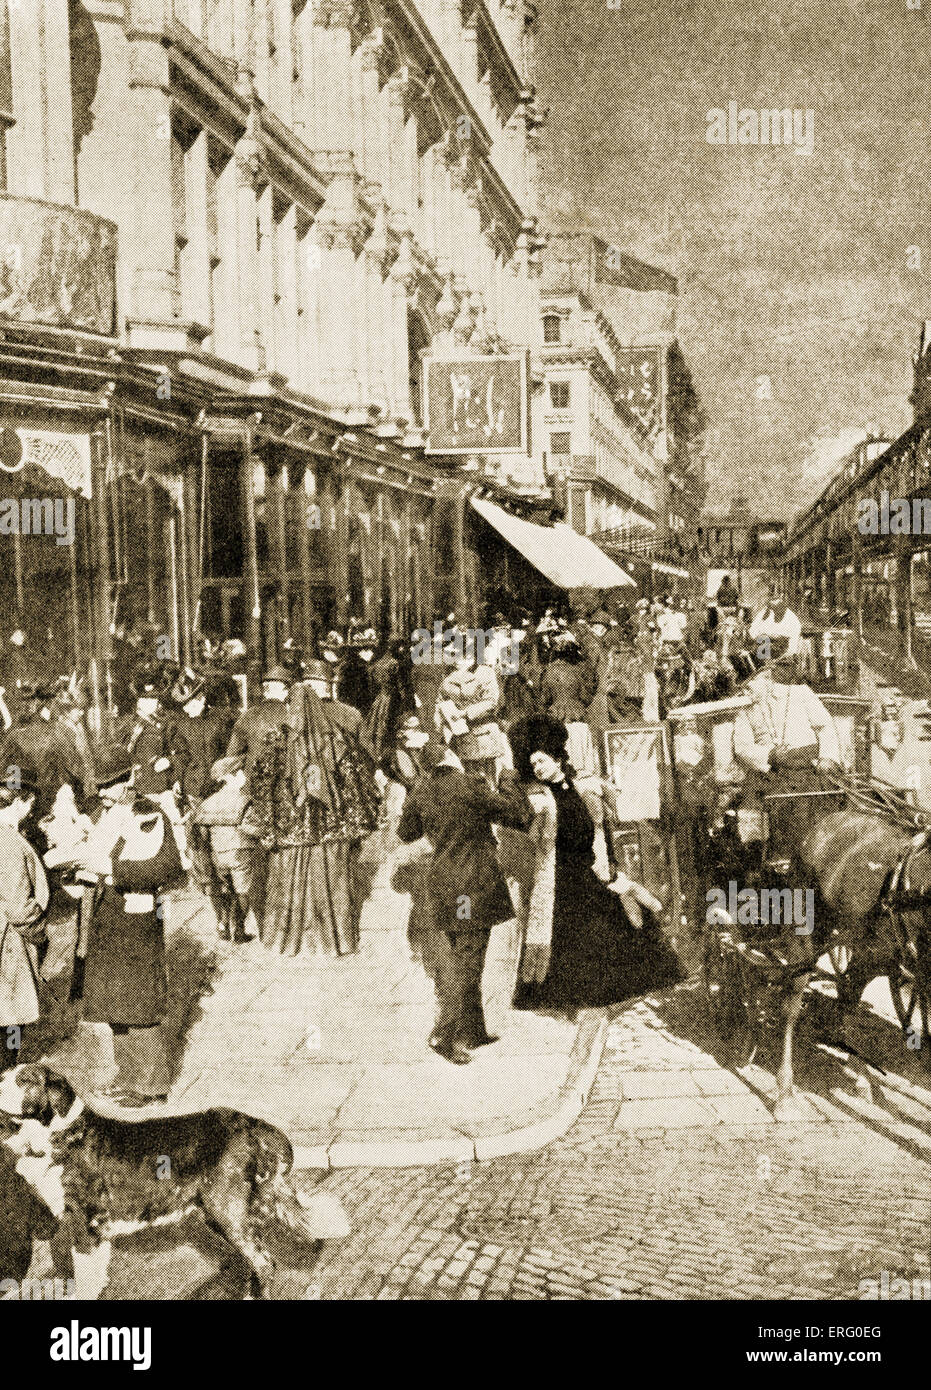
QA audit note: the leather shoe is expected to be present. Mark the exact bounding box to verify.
[430,1041,471,1065]
[461,1032,499,1049]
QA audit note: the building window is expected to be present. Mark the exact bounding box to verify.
[550,381,570,409]
[408,311,430,425]
[170,116,197,320]
[543,314,561,344]
[549,432,571,457]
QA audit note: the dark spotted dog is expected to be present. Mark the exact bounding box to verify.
[0,1065,348,1299]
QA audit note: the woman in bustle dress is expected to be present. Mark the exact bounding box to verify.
[250,676,381,956]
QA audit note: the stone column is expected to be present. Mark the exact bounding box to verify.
[269,0,293,124]
[185,129,212,331]
[6,0,75,201]
[291,0,314,144]
[312,0,355,153]
[256,182,275,368]
[385,70,411,218]
[363,204,391,413]
[315,152,365,406]
[228,68,267,372]
[234,137,264,372]
[390,233,416,421]
[358,31,387,192]
[126,31,175,327]
[276,201,298,383]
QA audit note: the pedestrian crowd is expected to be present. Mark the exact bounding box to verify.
[3,585,763,1094]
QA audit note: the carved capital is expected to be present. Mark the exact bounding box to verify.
[312,0,357,28]
[317,217,369,255]
[464,175,483,210]
[386,68,412,116]
[359,28,387,72]
[363,204,395,272]
[390,232,418,291]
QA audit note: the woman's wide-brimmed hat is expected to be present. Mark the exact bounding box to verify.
[508,714,569,780]
[170,666,207,705]
[131,667,166,700]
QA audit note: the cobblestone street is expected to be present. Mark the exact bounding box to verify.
[307,1002,931,1301]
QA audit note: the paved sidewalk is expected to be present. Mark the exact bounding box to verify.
[43,833,602,1167]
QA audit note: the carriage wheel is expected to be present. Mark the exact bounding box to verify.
[887,913,931,1065]
[702,932,759,1068]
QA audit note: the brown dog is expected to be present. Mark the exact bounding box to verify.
[0,1064,348,1299]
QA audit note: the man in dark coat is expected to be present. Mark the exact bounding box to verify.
[128,675,183,798]
[398,751,531,1064]
[1,684,82,819]
[168,671,233,806]
[225,665,293,780]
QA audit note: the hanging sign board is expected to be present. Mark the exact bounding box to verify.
[423,352,529,455]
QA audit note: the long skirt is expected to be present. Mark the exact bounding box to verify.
[514,853,684,1012]
[260,839,361,957]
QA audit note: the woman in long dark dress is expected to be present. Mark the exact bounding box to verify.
[508,715,684,1013]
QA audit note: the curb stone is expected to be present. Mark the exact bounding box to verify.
[292,1014,608,1171]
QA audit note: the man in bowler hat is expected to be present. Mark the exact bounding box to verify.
[398,750,531,1064]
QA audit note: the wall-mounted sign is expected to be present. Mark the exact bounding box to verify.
[423,352,529,455]
[0,197,116,337]
[615,346,663,442]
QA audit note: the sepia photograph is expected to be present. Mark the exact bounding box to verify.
[0,0,927,1362]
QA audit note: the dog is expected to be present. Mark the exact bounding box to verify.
[0,1064,348,1299]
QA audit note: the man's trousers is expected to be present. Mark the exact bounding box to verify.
[432,929,491,1048]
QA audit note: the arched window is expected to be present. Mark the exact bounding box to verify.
[543,313,561,344]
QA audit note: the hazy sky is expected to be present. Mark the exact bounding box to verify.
[536,0,931,519]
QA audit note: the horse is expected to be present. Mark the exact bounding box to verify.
[768,805,931,1119]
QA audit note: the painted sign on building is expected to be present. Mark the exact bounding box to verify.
[423,353,529,455]
[0,198,116,337]
[615,346,663,443]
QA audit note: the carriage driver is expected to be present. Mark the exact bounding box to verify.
[732,649,843,870]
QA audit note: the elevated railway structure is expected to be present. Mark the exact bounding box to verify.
[781,427,931,665]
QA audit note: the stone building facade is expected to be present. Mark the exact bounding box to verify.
[0,0,545,714]
[538,284,661,537]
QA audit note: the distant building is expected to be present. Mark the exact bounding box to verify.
[538,265,661,537]
[698,500,787,606]
[912,321,931,422]
[540,231,705,545]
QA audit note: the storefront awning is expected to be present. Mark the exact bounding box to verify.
[470,497,636,589]
[651,559,691,580]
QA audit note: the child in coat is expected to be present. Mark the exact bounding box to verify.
[193,756,257,943]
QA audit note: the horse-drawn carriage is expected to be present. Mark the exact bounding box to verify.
[603,684,931,1114]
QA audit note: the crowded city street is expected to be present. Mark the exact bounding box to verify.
[0,0,929,1350]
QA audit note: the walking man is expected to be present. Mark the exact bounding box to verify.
[398,749,531,1064]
